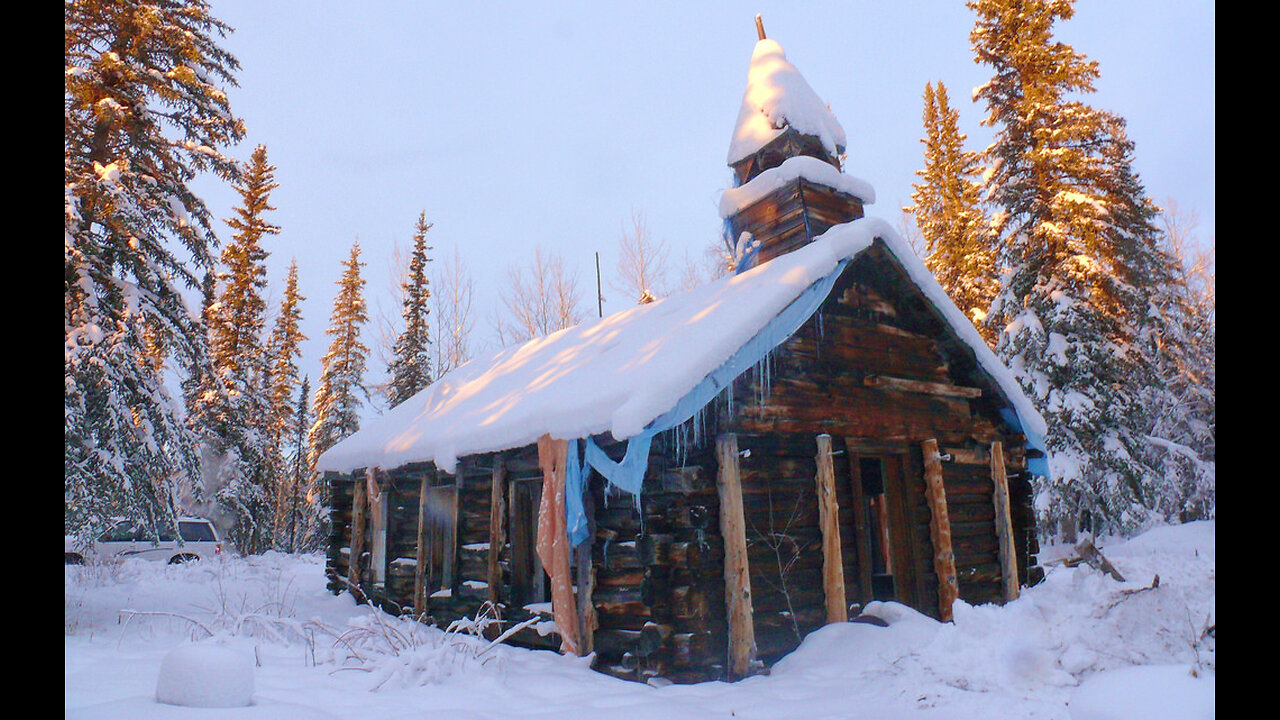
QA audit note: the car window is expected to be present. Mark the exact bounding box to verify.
[99,522,138,542]
[179,521,216,542]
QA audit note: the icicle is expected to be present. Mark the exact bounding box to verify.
[674,424,685,468]
[749,349,776,407]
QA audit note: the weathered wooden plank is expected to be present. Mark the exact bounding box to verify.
[716,433,756,679]
[922,439,958,622]
[414,474,429,613]
[881,454,922,609]
[576,470,597,655]
[843,439,875,608]
[989,441,1020,603]
[509,480,535,609]
[369,471,390,586]
[488,459,506,605]
[863,374,983,399]
[349,473,367,591]
[442,485,459,592]
[814,434,847,624]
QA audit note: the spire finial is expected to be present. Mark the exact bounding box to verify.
[755,14,766,41]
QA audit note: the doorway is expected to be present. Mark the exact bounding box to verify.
[508,479,550,610]
[848,453,919,609]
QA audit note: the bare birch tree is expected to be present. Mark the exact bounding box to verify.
[897,208,928,258]
[1161,198,1215,314]
[677,237,733,292]
[432,245,476,377]
[612,211,670,304]
[369,238,410,404]
[495,246,585,346]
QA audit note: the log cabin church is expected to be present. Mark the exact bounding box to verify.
[317,24,1049,684]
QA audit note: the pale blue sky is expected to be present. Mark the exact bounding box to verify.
[191,1,1215,409]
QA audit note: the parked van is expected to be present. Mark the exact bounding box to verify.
[65,517,223,565]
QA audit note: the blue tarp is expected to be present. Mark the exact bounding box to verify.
[999,408,1051,478]
[565,259,851,545]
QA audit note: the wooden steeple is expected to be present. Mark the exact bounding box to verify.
[724,21,866,267]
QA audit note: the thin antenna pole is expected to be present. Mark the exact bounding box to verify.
[755,14,766,40]
[595,251,603,318]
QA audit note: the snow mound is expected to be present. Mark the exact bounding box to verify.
[1068,665,1215,720]
[156,643,254,708]
[727,38,846,165]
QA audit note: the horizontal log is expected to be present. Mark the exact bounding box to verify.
[864,374,982,398]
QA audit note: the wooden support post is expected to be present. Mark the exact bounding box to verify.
[349,473,367,592]
[716,433,755,678]
[989,442,1020,602]
[488,458,506,606]
[414,474,430,615]
[574,473,597,655]
[536,434,582,656]
[844,439,874,607]
[815,434,847,624]
[921,439,958,622]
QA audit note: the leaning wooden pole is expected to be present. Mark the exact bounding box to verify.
[717,433,756,678]
[815,434,847,624]
[989,442,1021,602]
[921,439,959,622]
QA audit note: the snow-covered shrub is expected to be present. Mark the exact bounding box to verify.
[326,601,542,690]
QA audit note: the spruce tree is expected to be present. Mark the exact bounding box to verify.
[192,144,279,554]
[906,81,997,343]
[386,212,434,409]
[1135,203,1215,524]
[65,0,244,542]
[212,145,278,386]
[285,376,316,552]
[266,261,307,544]
[309,243,371,470]
[969,0,1208,536]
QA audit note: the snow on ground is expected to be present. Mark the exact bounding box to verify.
[66,522,1215,719]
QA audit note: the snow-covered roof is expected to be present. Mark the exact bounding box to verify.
[316,217,1047,476]
[719,155,876,219]
[727,39,847,166]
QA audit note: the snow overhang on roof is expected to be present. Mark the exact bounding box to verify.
[317,216,1048,478]
[727,39,847,167]
[719,155,876,219]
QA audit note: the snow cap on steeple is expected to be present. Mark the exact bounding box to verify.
[727,37,847,166]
